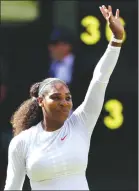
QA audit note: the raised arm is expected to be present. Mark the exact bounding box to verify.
[71,5,125,136]
[4,135,26,190]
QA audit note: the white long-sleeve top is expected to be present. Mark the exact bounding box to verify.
[4,45,121,190]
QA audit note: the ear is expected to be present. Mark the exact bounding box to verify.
[37,97,44,107]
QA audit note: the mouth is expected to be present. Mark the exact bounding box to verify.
[61,109,69,113]
[59,108,70,114]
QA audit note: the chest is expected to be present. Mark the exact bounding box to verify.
[26,127,89,181]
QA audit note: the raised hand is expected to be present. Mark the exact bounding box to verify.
[99,5,124,40]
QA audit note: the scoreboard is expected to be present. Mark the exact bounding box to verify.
[1,0,39,23]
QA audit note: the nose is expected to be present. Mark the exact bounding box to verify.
[59,100,69,107]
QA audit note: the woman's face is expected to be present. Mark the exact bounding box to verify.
[38,82,73,123]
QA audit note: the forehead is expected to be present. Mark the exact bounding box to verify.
[48,82,69,94]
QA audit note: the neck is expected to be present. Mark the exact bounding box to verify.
[42,117,63,132]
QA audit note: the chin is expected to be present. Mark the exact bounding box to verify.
[58,115,69,123]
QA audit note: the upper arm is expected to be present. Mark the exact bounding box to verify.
[70,80,108,137]
[4,136,26,190]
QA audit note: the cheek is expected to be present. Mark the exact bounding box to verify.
[43,100,57,112]
[69,101,73,109]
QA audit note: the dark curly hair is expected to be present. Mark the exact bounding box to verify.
[11,78,67,136]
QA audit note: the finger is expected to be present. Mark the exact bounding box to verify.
[102,5,114,21]
[102,5,107,9]
[108,5,113,16]
[107,11,112,21]
[99,6,109,19]
[102,5,109,15]
[99,6,107,18]
[115,9,120,18]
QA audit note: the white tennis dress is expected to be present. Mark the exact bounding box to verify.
[4,45,121,190]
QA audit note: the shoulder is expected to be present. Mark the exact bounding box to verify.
[66,105,85,129]
[9,123,40,152]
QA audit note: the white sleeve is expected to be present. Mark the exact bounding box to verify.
[4,135,26,190]
[71,44,121,137]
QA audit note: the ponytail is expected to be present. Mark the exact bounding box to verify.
[11,82,43,136]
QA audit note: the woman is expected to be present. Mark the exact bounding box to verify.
[4,5,124,190]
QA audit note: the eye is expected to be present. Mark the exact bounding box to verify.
[66,96,72,101]
[51,96,60,100]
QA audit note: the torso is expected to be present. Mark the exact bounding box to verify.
[23,119,90,190]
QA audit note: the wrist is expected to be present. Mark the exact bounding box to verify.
[113,33,124,40]
[110,41,122,47]
[110,35,123,47]
[111,36,123,43]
